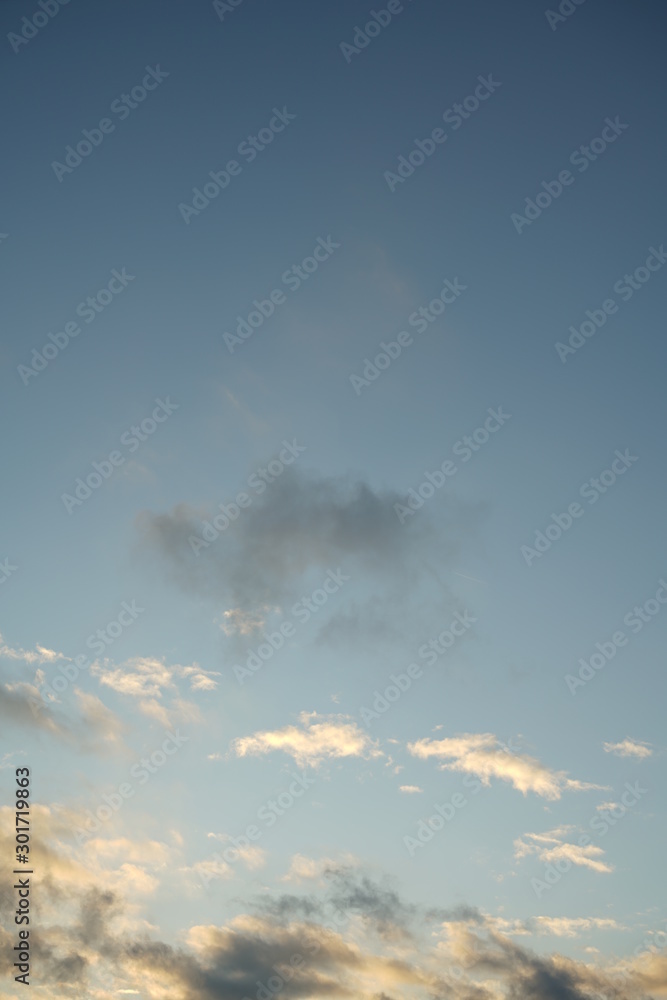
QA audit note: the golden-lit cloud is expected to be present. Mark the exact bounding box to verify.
[92,655,220,697]
[90,656,213,728]
[408,732,606,799]
[217,606,278,637]
[0,633,68,665]
[514,828,613,873]
[603,737,653,758]
[231,711,383,766]
[0,809,661,1000]
[279,853,359,883]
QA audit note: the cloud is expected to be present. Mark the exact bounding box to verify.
[259,865,427,945]
[90,655,216,728]
[136,467,468,644]
[279,854,363,888]
[231,711,383,767]
[0,632,68,665]
[74,689,125,750]
[280,854,320,882]
[436,919,647,1000]
[0,803,174,921]
[0,750,25,769]
[217,606,277,637]
[182,855,234,885]
[206,834,267,870]
[399,785,423,793]
[529,916,624,937]
[407,732,605,799]
[481,915,625,937]
[92,656,175,699]
[633,952,667,997]
[0,816,660,1000]
[281,854,336,882]
[179,839,267,889]
[323,868,418,942]
[514,829,613,873]
[0,647,209,753]
[92,655,220,697]
[0,676,65,738]
[603,738,653,758]
[0,674,126,754]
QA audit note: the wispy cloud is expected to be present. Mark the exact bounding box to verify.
[482,914,625,937]
[217,606,277,637]
[0,749,26,769]
[0,674,126,754]
[92,655,220,697]
[514,828,613,873]
[530,916,624,937]
[90,655,217,728]
[603,737,653,758]
[0,632,68,665]
[279,853,358,883]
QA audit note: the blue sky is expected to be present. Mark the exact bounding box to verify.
[1,0,666,997]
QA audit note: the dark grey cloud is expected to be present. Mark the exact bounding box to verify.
[0,673,124,754]
[426,904,486,925]
[254,867,417,942]
[138,467,433,596]
[136,466,478,648]
[6,841,654,1000]
[325,868,417,941]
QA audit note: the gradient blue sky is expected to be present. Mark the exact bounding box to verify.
[1,1,666,997]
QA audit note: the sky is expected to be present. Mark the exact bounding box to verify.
[1,0,666,997]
